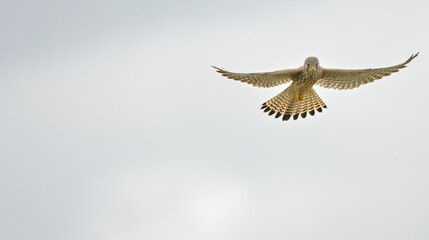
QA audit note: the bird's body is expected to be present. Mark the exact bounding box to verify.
[289,67,323,97]
[213,53,419,121]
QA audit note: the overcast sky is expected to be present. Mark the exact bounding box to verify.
[1,0,428,240]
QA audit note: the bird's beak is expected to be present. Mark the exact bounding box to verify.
[311,65,316,69]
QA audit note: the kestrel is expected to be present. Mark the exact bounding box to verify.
[213,53,419,121]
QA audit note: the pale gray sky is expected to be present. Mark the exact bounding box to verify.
[1,0,428,240]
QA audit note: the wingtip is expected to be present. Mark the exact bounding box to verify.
[403,52,419,65]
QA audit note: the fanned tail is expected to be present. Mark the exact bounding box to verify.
[260,87,327,121]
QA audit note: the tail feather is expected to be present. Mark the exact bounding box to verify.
[262,87,327,121]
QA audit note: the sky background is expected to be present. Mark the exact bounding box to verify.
[1,0,429,240]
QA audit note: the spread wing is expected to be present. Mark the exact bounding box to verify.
[316,53,419,90]
[212,66,301,88]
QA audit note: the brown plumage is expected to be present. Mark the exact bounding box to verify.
[213,53,419,121]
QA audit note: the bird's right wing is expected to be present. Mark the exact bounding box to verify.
[212,66,301,88]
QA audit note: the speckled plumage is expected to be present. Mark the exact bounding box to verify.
[213,53,419,121]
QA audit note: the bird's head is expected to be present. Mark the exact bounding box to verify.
[304,57,320,72]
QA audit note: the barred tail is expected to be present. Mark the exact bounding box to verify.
[261,87,327,121]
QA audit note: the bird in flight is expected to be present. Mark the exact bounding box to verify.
[213,53,419,121]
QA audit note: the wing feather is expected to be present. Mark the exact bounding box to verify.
[316,53,419,90]
[212,66,300,88]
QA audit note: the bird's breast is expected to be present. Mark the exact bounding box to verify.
[294,70,323,89]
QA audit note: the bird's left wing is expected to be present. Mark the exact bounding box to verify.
[212,66,301,88]
[316,53,419,90]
